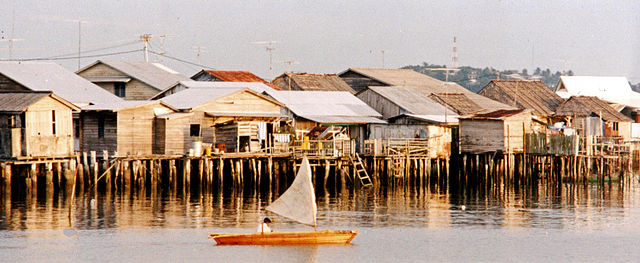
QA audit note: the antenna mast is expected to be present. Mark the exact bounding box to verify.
[140,34,152,62]
[252,41,278,77]
[452,36,458,69]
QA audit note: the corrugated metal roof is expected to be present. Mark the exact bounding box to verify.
[272,73,356,93]
[0,61,123,106]
[479,80,563,115]
[81,100,162,111]
[390,113,458,124]
[0,91,50,112]
[556,76,640,106]
[367,86,457,116]
[344,68,514,111]
[301,116,386,124]
[266,90,382,117]
[84,60,190,91]
[205,111,285,118]
[554,96,632,122]
[160,87,242,110]
[201,70,269,83]
[151,81,276,99]
[84,76,131,82]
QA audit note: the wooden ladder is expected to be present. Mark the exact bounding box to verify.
[349,153,373,187]
[392,157,404,178]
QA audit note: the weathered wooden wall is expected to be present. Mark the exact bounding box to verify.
[24,96,75,157]
[78,63,161,100]
[356,89,402,119]
[81,112,117,156]
[460,119,505,154]
[0,74,29,91]
[117,103,173,155]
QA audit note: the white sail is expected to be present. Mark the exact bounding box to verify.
[266,157,317,226]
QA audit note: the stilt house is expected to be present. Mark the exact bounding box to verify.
[553,96,633,139]
[459,109,533,154]
[0,91,79,159]
[77,60,190,100]
[80,101,176,156]
[159,87,284,154]
[479,80,563,124]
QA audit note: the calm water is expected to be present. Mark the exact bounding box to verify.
[2,178,640,262]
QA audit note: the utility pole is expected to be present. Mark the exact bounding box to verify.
[140,34,152,62]
[76,20,88,70]
[1,10,24,60]
[192,46,207,65]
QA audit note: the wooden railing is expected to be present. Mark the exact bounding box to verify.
[292,139,354,157]
[363,138,430,156]
[525,133,630,156]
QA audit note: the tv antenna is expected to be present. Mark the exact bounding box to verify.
[0,10,24,60]
[252,40,278,73]
[192,46,207,66]
[140,34,152,62]
[155,34,176,63]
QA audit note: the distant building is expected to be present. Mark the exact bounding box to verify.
[339,68,513,112]
[459,109,533,154]
[191,69,275,87]
[271,73,355,93]
[0,91,79,159]
[77,60,190,100]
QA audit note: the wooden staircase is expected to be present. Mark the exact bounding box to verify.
[349,153,373,187]
[392,157,404,178]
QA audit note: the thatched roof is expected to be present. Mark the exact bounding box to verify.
[428,93,483,115]
[272,73,355,93]
[554,96,632,122]
[479,80,563,116]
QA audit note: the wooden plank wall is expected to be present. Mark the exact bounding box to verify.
[78,63,161,100]
[356,89,401,119]
[81,112,117,155]
[24,96,75,157]
[117,104,172,155]
[460,119,505,154]
[0,74,30,91]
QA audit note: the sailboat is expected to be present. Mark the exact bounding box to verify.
[209,157,358,245]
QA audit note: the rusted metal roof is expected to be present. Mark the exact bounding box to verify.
[554,96,633,122]
[271,73,356,93]
[191,70,279,89]
[479,80,563,116]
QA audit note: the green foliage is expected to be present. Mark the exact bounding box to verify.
[402,62,575,93]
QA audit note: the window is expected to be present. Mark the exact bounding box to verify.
[613,122,619,131]
[73,119,80,138]
[98,117,105,138]
[51,110,56,135]
[190,124,201,137]
[7,115,15,128]
[115,83,126,97]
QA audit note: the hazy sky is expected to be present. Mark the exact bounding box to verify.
[2,0,639,82]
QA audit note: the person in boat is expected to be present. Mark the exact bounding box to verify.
[258,217,273,233]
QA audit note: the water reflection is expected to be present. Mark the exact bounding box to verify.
[1,177,639,232]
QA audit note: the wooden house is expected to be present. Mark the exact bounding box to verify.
[479,80,563,122]
[159,87,284,154]
[0,91,79,159]
[264,90,385,152]
[271,73,356,93]
[356,86,458,157]
[79,101,176,156]
[150,80,275,100]
[459,109,533,154]
[77,60,190,100]
[553,96,633,139]
[339,67,513,112]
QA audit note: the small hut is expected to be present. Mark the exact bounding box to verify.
[479,80,563,124]
[0,91,79,159]
[459,109,532,154]
[553,96,633,139]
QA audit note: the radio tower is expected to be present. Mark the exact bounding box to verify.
[451,36,458,69]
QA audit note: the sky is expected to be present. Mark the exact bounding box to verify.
[1,0,639,83]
